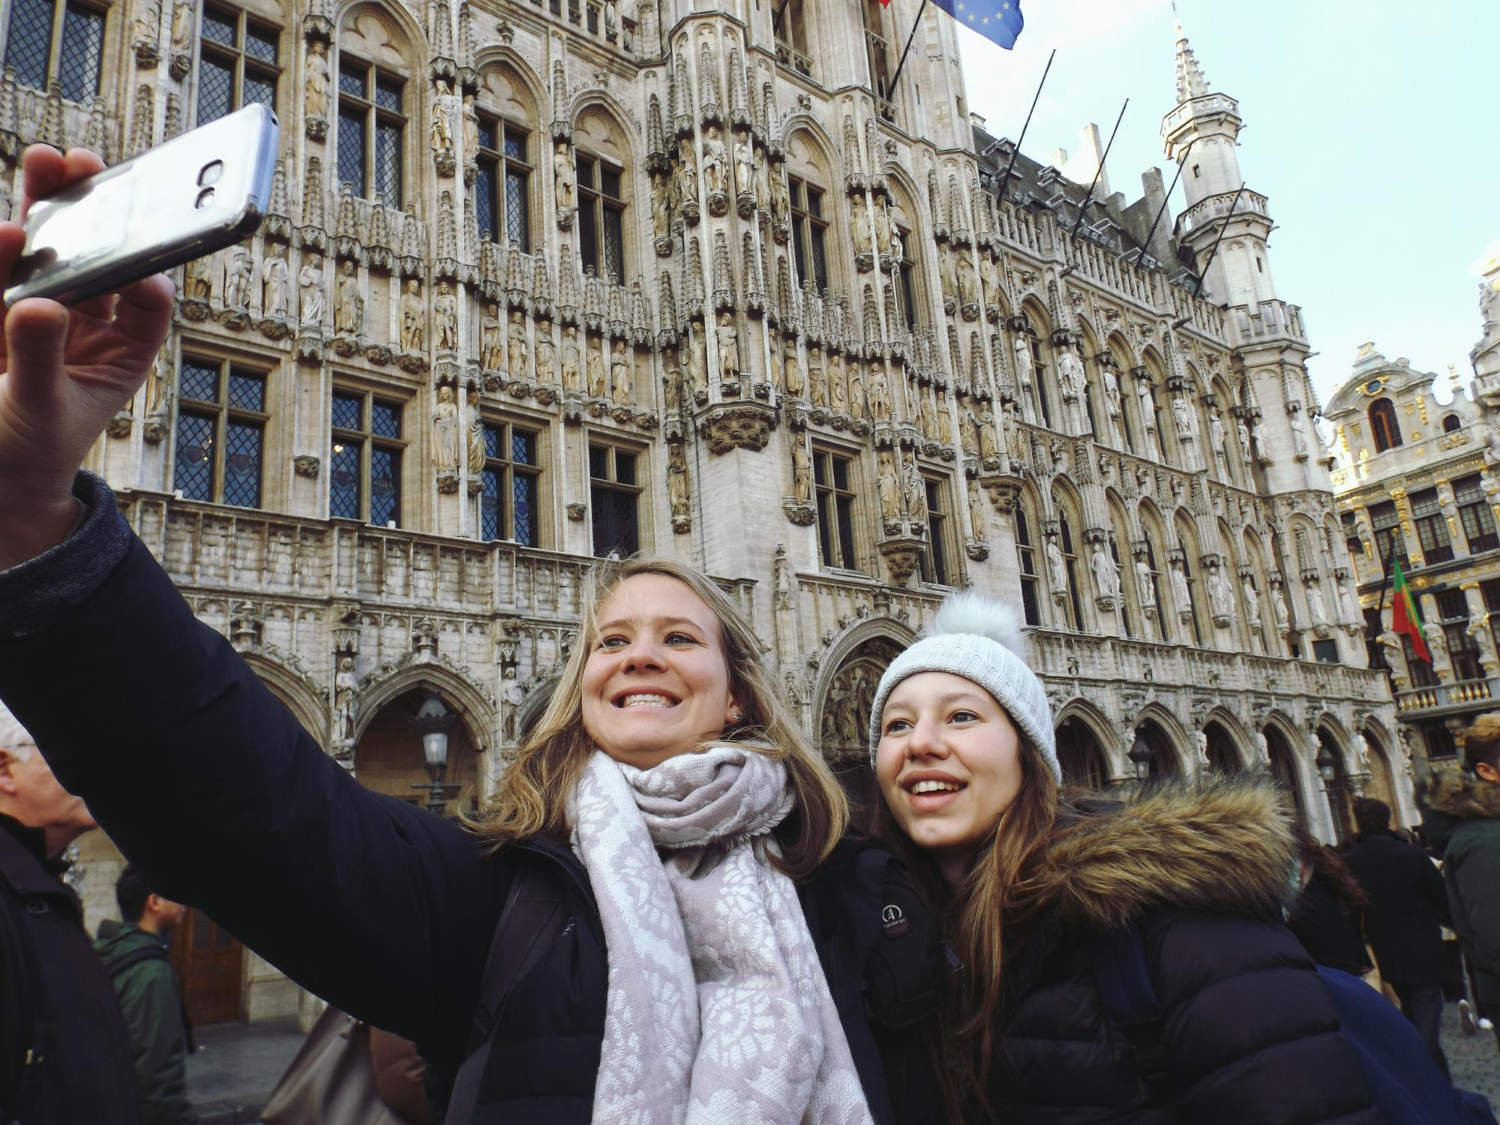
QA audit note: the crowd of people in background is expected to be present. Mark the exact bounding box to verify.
[1,141,1500,1125]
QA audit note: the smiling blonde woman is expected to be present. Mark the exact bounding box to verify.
[867,592,1383,1125]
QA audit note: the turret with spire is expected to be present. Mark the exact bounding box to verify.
[1161,20,1275,308]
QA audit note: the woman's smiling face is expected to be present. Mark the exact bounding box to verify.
[875,671,1024,878]
[580,573,740,769]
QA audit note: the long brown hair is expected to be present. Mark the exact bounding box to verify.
[471,555,848,879]
[875,731,1070,1121]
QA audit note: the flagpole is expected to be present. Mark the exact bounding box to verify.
[1371,535,1397,652]
[887,0,930,104]
[994,49,1055,210]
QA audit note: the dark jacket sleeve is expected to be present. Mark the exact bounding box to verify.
[1419,848,1452,928]
[1143,910,1378,1124]
[1451,829,1500,976]
[120,961,194,1125]
[0,478,506,1061]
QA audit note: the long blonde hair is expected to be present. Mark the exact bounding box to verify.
[876,731,1070,1121]
[473,555,849,879]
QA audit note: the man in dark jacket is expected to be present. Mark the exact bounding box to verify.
[1346,796,1452,1075]
[0,700,141,1123]
[96,865,195,1125]
[1424,714,1500,1057]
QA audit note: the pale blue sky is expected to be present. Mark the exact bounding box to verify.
[948,0,1500,408]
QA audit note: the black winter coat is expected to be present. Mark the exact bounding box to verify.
[0,475,943,1125]
[1345,830,1450,985]
[0,816,141,1124]
[1287,872,1371,976]
[984,781,1380,1125]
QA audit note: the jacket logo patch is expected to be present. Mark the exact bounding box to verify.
[881,904,909,937]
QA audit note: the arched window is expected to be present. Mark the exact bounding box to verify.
[4,0,104,100]
[1142,530,1170,642]
[1111,533,1133,638]
[575,109,631,284]
[1369,397,1402,452]
[1015,501,1041,626]
[1019,307,1053,429]
[860,0,893,101]
[773,0,813,77]
[785,132,835,295]
[336,10,414,206]
[1057,509,1085,631]
[1443,413,1462,433]
[475,65,538,249]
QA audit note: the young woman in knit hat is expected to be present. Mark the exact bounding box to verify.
[867,592,1381,1124]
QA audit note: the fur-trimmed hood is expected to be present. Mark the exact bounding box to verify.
[1032,774,1298,930]
[1422,771,1500,822]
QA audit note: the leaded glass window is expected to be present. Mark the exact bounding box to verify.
[1015,506,1040,627]
[813,450,858,572]
[474,113,532,248]
[337,57,405,205]
[1410,487,1453,564]
[196,3,280,125]
[480,419,541,545]
[577,154,626,285]
[919,476,955,587]
[330,388,405,525]
[5,0,104,97]
[172,356,267,508]
[589,442,640,557]
[789,177,828,293]
[1456,473,1499,554]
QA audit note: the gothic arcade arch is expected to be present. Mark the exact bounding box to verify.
[1054,700,1114,788]
[814,627,910,826]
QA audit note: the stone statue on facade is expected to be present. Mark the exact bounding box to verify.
[1271,583,1290,628]
[808,347,827,407]
[968,479,986,541]
[225,242,253,309]
[903,456,927,524]
[663,347,683,412]
[587,338,607,398]
[334,260,363,335]
[867,366,890,421]
[261,243,289,317]
[462,94,479,159]
[734,138,754,201]
[1290,408,1309,456]
[399,279,423,351]
[668,443,690,524]
[333,656,357,745]
[1172,395,1194,438]
[554,142,576,213]
[480,304,502,370]
[433,385,460,475]
[688,321,708,396]
[465,400,485,473]
[430,81,454,156]
[850,193,871,257]
[1103,365,1122,420]
[610,340,632,405]
[1092,543,1120,598]
[434,281,458,352]
[507,310,528,376]
[536,322,556,384]
[650,172,669,241]
[1013,335,1034,391]
[1306,581,1329,626]
[701,126,727,195]
[298,252,325,325]
[1046,537,1067,592]
[956,251,980,309]
[1136,558,1156,609]
[717,314,739,381]
[1242,577,1261,626]
[562,325,581,393]
[783,346,804,398]
[1170,561,1190,607]
[1207,567,1233,619]
[877,452,901,528]
[1057,348,1083,401]
[829,353,847,413]
[305,40,329,121]
[791,440,811,504]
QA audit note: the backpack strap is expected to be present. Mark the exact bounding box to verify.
[103,943,169,979]
[444,857,569,1125]
[1088,925,1170,1098]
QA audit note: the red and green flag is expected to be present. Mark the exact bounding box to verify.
[1390,558,1430,663]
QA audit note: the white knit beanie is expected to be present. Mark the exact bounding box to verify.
[867,592,1060,782]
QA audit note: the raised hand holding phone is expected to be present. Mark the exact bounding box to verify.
[0,144,175,570]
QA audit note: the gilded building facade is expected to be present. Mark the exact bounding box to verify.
[1328,246,1500,768]
[0,0,1398,1020]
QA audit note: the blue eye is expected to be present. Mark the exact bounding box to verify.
[950,710,979,723]
[665,632,698,645]
[599,635,627,649]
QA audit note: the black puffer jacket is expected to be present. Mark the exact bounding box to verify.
[0,475,944,1125]
[986,780,1380,1125]
[0,816,140,1124]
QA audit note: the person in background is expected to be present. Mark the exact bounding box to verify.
[1345,796,1452,1075]
[95,865,195,1125]
[1288,825,1373,977]
[0,700,141,1123]
[1424,713,1500,1057]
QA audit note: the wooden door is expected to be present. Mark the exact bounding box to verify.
[170,908,244,1026]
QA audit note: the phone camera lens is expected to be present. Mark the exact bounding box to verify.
[195,186,216,209]
[198,160,224,186]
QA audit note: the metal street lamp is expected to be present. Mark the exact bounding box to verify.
[410,693,460,815]
[1316,743,1339,785]
[1128,732,1154,782]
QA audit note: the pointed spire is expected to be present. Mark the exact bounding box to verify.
[1174,20,1210,102]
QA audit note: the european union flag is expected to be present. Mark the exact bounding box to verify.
[929,0,1024,50]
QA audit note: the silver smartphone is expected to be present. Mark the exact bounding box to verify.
[4,103,279,306]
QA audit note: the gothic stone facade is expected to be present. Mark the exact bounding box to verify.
[0,0,1399,1018]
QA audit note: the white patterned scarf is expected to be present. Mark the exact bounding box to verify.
[566,744,876,1125]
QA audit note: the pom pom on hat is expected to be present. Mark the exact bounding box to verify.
[867,592,1059,782]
